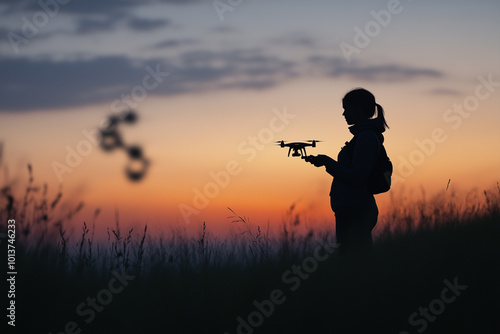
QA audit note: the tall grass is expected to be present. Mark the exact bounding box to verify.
[1,164,500,333]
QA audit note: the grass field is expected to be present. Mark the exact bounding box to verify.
[2,166,500,333]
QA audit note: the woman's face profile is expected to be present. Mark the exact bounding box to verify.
[342,101,363,125]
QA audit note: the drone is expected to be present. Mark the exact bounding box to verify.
[276,140,321,158]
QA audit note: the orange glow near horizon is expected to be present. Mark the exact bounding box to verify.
[1,79,499,238]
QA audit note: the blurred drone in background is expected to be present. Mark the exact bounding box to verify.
[276,140,321,159]
[99,110,149,181]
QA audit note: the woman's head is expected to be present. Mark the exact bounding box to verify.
[342,88,389,129]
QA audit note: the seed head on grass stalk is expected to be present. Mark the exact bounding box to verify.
[134,224,148,273]
[122,227,134,270]
[73,221,91,274]
[85,209,99,270]
[227,207,269,264]
[50,187,62,210]
[198,222,208,266]
[20,164,36,238]
[57,222,67,270]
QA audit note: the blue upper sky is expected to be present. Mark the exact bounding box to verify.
[1,0,498,111]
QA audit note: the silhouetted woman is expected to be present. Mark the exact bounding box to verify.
[306,88,389,258]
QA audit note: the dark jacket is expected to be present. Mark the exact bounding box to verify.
[326,118,385,211]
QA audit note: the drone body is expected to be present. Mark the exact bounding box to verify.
[277,140,320,158]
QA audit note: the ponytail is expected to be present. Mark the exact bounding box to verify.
[376,103,389,130]
[343,88,389,129]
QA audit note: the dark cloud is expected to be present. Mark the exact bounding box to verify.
[0,25,62,53]
[0,25,11,39]
[0,56,163,111]
[75,17,118,35]
[1,1,183,38]
[170,49,296,92]
[151,38,197,49]
[272,33,318,48]
[2,0,202,15]
[0,50,445,111]
[158,0,203,4]
[127,17,169,32]
[74,16,169,35]
[58,0,141,14]
[209,26,238,34]
[0,0,139,18]
[0,50,295,111]
[308,56,443,81]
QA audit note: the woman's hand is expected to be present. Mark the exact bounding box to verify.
[304,154,335,167]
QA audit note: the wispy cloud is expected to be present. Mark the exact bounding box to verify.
[7,0,201,15]
[127,17,169,32]
[74,15,169,36]
[0,49,295,111]
[75,17,118,35]
[151,38,197,49]
[0,48,446,111]
[0,56,159,111]
[271,33,319,48]
[1,0,184,40]
[0,49,293,111]
[171,49,297,92]
[308,55,443,82]
[209,26,238,34]
[427,88,462,96]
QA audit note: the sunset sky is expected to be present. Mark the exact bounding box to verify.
[1,0,499,237]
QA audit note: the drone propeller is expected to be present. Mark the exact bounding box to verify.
[276,140,286,148]
[305,140,322,147]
